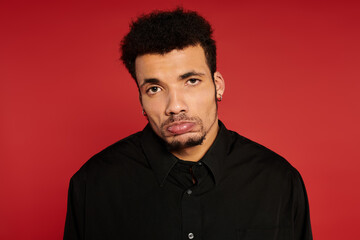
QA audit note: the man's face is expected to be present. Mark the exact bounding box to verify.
[135,44,224,151]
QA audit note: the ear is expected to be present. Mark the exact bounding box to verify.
[213,71,225,97]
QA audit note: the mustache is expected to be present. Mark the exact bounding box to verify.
[161,114,198,128]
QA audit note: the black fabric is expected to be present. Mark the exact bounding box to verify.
[64,121,312,240]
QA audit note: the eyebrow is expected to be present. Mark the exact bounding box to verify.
[139,71,206,89]
[179,71,205,80]
[140,78,160,89]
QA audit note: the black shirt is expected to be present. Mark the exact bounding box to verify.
[64,121,312,240]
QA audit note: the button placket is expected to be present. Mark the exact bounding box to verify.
[182,187,201,240]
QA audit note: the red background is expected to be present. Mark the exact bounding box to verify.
[1,0,359,239]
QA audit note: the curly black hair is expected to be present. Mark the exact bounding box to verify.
[120,8,216,83]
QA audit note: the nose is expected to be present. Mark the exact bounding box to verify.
[165,89,188,116]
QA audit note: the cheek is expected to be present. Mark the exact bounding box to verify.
[190,87,216,109]
[142,99,165,120]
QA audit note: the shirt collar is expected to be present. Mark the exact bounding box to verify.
[141,120,232,187]
[200,120,231,185]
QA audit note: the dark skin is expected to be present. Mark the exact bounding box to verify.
[135,44,225,162]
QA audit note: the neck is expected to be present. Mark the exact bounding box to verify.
[171,119,219,162]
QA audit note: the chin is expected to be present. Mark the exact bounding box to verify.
[165,133,205,151]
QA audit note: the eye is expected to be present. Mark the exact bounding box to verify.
[186,78,200,85]
[146,86,161,95]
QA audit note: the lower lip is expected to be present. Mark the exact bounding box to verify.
[167,122,196,135]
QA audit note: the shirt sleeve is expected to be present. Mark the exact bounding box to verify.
[63,172,86,240]
[292,170,313,240]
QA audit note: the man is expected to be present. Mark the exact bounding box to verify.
[64,8,312,240]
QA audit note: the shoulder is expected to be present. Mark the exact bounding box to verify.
[227,130,298,178]
[71,130,147,182]
[225,130,307,196]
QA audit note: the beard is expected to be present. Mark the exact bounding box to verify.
[159,113,207,151]
[165,132,206,152]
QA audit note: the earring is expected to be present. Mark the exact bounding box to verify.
[217,94,222,102]
[142,110,147,116]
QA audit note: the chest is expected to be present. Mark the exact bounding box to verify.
[83,170,293,240]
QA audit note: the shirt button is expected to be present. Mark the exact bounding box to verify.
[186,189,192,195]
[188,232,194,239]
[197,162,202,166]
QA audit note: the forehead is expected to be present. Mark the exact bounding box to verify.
[135,45,210,84]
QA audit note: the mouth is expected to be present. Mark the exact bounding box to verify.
[166,121,196,135]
